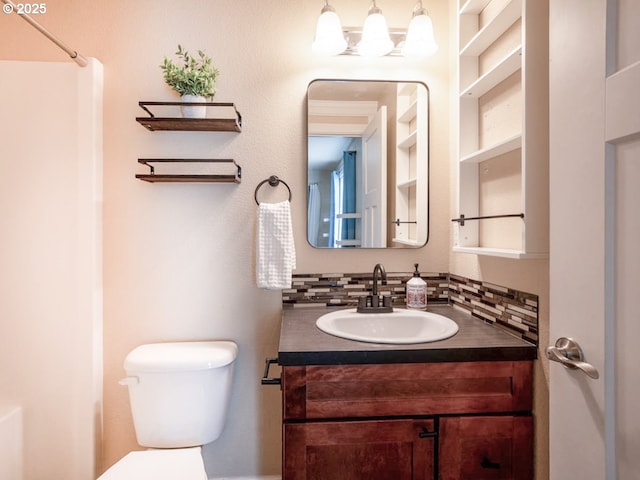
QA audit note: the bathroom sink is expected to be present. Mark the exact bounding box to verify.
[316,308,459,344]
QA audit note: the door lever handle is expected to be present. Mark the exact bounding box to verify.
[545,337,599,379]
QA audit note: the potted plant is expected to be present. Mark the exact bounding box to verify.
[160,44,220,118]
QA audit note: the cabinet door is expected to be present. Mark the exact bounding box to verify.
[439,415,533,480]
[284,419,436,480]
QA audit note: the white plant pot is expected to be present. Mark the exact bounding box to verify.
[180,95,207,119]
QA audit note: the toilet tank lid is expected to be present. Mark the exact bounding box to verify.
[124,341,238,373]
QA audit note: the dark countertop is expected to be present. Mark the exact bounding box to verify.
[278,304,537,366]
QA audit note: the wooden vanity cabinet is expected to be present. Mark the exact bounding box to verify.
[281,361,533,480]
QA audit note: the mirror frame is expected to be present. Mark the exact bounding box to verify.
[306,78,430,249]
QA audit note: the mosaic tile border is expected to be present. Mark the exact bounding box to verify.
[448,274,538,345]
[283,272,538,345]
[283,272,449,308]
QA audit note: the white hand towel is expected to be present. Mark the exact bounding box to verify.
[256,200,296,289]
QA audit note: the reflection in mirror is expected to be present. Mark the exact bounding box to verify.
[307,79,429,248]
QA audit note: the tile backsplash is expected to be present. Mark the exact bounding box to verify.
[448,274,538,345]
[283,272,538,345]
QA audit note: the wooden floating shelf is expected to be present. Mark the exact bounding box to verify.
[136,118,241,132]
[136,159,242,183]
[136,174,241,183]
[135,101,242,132]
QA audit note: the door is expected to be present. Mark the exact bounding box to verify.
[362,106,387,247]
[549,1,640,479]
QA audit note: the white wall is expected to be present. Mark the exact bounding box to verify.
[0,60,103,479]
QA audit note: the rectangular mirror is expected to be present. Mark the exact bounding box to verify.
[307,79,430,248]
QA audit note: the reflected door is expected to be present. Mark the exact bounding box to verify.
[362,106,387,248]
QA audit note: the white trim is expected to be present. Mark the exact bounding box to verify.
[308,99,378,117]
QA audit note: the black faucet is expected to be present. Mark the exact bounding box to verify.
[357,263,393,313]
[372,263,386,296]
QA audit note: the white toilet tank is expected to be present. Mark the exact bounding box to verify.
[122,341,237,448]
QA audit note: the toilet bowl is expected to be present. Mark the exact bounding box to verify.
[98,341,238,480]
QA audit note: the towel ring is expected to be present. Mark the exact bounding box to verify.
[254,175,292,205]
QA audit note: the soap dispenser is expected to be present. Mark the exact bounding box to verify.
[406,263,427,310]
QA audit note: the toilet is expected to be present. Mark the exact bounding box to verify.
[98,340,238,480]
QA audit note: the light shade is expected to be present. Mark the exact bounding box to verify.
[312,4,347,56]
[357,3,394,57]
[402,5,438,57]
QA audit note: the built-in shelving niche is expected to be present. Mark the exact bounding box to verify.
[454,0,549,259]
[135,101,242,183]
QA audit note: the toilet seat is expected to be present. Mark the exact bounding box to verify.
[97,446,207,480]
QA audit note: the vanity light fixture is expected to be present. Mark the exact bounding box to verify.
[402,0,438,57]
[312,0,348,56]
[357,1,394,57]
[311,0,438,58]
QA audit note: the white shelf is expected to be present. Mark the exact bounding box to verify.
[398,82,417,96]
[393,238,423,247]
[397,178,418,189]
[398,101,418,123]
[398,131,417,149]
[460,134,522,164]
[460,0,522,56]
[335,239,361,247]
[460,46,522,98]
[453,246,548,259]
[460,0,493,14]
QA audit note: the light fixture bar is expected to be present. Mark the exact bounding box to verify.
[340,27,409,56]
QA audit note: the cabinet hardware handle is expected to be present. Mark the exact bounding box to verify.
[261,357,281,386]
[418,427,437,439]
[481,457,500,469]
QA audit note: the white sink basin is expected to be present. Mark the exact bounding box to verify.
[316,308,459,344]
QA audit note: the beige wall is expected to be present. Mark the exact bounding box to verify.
[0,0,548,478]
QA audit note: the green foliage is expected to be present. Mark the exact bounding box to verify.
[160,45,219,97]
